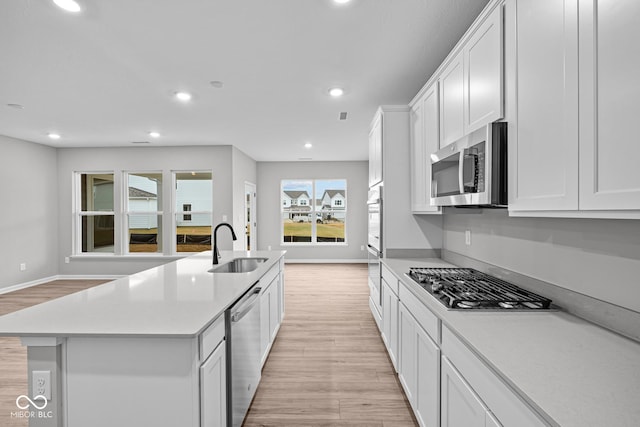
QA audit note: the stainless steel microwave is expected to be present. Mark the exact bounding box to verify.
[430,122,507,207]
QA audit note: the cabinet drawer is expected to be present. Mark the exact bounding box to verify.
[381,264,399,296]
[261,262,280,290]
[200,314,225,361]
[398,283,439,344]
[441,326,548,427]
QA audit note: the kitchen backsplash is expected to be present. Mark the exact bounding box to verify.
[442,209,640,336]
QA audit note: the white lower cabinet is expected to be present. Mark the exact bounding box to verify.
[381,278,399,370]
[441,356,492,427]
[398,301,440,427]
[200,341,226,427]
[260,273,281,367]
[380,267,549,427]
[441,326,548,427]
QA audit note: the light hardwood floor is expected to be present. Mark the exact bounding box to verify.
[244,264,417,427]
[0,265,416,427]
[0,279,109,427]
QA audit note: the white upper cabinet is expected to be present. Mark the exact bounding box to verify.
[506,0,579,211]
[464,3,504,134]
[439,3,505,150]
[369,113,383,187]
[507,0,640,216]
[578,0,640,210]
[439,52,465,148]
[410,82,441,214]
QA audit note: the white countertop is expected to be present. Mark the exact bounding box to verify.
[383,258,640,427]
[0,250,285,338]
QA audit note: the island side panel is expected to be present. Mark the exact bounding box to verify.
[65,337,199,427]
[24,342,64,427]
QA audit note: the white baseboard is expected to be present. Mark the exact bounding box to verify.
[0,275,124,295]
[284,259,367,264]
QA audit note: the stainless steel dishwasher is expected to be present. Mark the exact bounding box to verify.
[225,282,262,427]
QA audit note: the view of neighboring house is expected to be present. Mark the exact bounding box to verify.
[282,189,346,222]
[128,187,158,229]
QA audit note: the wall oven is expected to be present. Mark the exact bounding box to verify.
[367,184,382,321]
[431,122,507,207]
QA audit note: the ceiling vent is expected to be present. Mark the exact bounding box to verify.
[339,112,348,120]
[131,141,151,144]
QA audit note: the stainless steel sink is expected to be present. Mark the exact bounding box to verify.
[208,257,268,273]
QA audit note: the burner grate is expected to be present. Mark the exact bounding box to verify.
[408,267,552,310]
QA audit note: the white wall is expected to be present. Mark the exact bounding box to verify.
[443,209,640,313]
[0,135,59,290]
[256,161,368,261]
[231,147,257,251]
[57,146,238,276]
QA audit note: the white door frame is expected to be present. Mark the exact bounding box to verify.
[244,182,257,251]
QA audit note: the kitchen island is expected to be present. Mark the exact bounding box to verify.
[0,250,286,427]
[380,257,640,427]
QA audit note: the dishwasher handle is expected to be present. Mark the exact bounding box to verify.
[231,287,262,323]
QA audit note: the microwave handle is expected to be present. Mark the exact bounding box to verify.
[458,151,465,194]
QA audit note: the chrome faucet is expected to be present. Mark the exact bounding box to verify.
[213,222,237,264]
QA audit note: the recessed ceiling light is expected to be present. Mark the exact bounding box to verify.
[148,131,161,138]
[175,92,192,102]
[304,142,313,149]
[48,133,61,140]
[209,81,224,89]
[53,0,81,13]
[334,0,352,4]
[6,103,24,109]
[329,87,344,97]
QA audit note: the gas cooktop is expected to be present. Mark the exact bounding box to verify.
[407,267,552,310]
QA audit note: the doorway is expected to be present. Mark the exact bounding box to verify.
[244,182,257,251]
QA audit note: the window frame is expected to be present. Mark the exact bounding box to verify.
[172,171,213,255]
[281,179,347,246]
[124,171,164,255]
[72,169,214,257]
[73,171,117,256]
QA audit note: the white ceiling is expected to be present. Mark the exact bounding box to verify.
[0,0,488,161]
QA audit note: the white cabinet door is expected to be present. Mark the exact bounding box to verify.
[200,341,226,427]
[464,3,503,134]
[260,281,276,366]
[506,0,579,211]
[369,113,383,186]
[398,302,416,404]
[411,83,441,214]
[439,52,465,148]
[269,276,279,342]
[381,279,398,371]
[441,356,486,427]
[415,323,440,427]
[578,0,640,210]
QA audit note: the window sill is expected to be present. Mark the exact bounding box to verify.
[281,242,348,247]
[70,254,190,261]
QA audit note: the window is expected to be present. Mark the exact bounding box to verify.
[183,204,192,221]
[126,172,162,254]
[175,172,212,253]
[74,170,213,256]
[77,173,115,253]
[281,179,346,244]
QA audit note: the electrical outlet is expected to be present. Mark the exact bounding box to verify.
[465,230,472,246]
[20,263,27,271]
[222,214,228,222]
[267,245,272,251]
[65,257,70,264]
[360,245,365,251]
[32,370,51,400]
